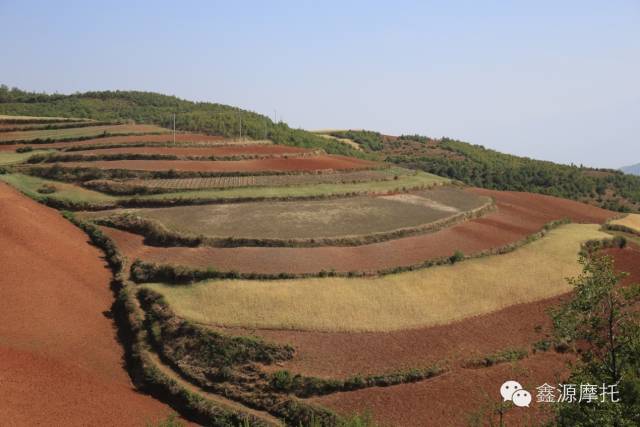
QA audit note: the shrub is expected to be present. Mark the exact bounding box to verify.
[449,250,465,264]
[15,146,33,153]
[37,183,57,194]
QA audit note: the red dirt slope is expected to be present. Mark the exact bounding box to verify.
[105,189,614,275]
[0,183,174,425]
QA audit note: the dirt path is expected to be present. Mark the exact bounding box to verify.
[146,351,284,426]
[0,182,178,426]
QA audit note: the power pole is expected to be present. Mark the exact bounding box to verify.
[239,114,242,140]
[173,112,176,144]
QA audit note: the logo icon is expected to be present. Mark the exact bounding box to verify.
[500,380,531,407]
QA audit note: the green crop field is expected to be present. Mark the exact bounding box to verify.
[0,173,117,203]
[144,224,607,332]
[0,150,54,166]
[0,123,168,142]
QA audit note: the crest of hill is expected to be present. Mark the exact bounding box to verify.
[621,163,640,176]
[328,130,640,213]
[0,85,369,160]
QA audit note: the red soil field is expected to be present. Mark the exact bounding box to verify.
[312,351,567,427]
[53,155,379,172]
[0,183,176,425]
[104,189,615,275]
[307,245,640,426]
[64,144,312,157]
[0,132,227,152]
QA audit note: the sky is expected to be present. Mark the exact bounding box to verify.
[1,0,638,168]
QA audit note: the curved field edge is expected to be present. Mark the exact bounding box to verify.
[0,171,448,209]
[143,224,608,332]
[608,213,640,235]
[85,197,494,248]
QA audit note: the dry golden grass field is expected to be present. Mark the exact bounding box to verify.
[610,213,640,234]
[145,223,607,332]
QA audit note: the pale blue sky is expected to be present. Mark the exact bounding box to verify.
[1,0,638,168]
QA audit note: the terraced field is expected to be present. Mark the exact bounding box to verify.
[125,169,404,190]
[2,113,634,427]
[84,187,490,244]
[609,213,640,234]
[0,123,168,142]
[103,189,614,274]
[49,155,380,172]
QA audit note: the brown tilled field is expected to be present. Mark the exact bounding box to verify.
[62,144,312,157]
[106,189,614,274]
[53,155,380,172]
[0,183,176,425]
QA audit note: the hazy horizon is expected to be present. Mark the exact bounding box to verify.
[2,0,638,168]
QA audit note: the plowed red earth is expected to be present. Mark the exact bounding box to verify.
[104,189,615,275]
[63,144,311,157]
[0,183,175,425]
[307,245,640,426]
[54,155,379,172]
[0,133,226,151]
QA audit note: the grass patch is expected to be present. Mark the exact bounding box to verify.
[0,150,54,166]
[0,173,116,203]
[0,124,168,142]
[144,224,608,332]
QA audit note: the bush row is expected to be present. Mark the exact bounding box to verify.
[603,223,640,237]
[59,213,284,426]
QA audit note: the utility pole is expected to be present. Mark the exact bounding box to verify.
[239,114,242,140]
[173,112,176,144]
[273,109,277,123]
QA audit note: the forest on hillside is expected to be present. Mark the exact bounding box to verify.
[339,129,640,212]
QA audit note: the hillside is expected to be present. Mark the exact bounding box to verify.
[325,130,640,213]
[622,163,640,176]
[0,85,367,159]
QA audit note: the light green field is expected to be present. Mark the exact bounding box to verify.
[140,171,447,201]
[145,224,607,332]
[0,174,117,203]
[0,150,54,166]
[1,171,446,206]
[0,124,168,142]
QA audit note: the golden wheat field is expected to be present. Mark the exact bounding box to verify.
[145,223,607,332]
[610,214,640,234]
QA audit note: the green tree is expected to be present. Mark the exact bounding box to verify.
[551,255,640,426]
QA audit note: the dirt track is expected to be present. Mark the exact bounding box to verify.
[0,183,174,425]
[56,155,379,172]
[105,189,615,275]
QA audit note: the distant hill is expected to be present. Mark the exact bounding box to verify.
[621,163,640,176]
[334,130,640,213]
[0,85,368,159]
